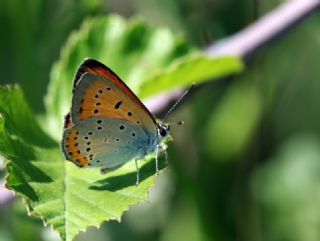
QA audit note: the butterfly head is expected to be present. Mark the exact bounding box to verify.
[157,123,170,138]
[157,121,184,139]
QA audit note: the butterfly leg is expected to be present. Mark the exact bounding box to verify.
[100,167,109,174]
[161,144,168,166]
[135,159,140,185]
[155,145,160,175]
[100,163,124,174]
[155,144,169,174]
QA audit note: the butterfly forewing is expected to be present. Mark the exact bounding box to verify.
[70,72,157,133]
[72,59,155,123]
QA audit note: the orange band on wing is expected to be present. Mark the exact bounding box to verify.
[64,129,88,167]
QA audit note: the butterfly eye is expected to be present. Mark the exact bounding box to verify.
[159,127,167,137]
[158,124,170,137]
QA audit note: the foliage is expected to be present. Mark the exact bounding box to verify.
[45,15,243,140]
[0,0,102,112]
[1,1,320,241]
[0,15,243,241]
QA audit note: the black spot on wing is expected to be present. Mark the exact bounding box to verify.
[114,101,123,109]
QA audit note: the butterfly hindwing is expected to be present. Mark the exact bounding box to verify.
[62,117,156,168]
[62,126,88,167]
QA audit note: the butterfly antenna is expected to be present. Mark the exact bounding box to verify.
[162,83,195,122]
[166,121,184,126]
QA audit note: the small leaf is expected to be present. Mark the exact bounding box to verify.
[139,53,244,98]
[2,86,167,241]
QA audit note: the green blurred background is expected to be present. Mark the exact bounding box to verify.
[1,0,320,241]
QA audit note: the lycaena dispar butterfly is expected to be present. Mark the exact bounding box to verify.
[61,58,192,184]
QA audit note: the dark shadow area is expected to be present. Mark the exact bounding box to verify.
[7,138,54,183]
[7,162,43,202]
[89,157,167,191]
[6,113,57,149]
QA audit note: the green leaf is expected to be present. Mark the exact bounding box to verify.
[0,85,56,155]
[2,86,167,241]
[139,53,244,98]
[3,14,244,241]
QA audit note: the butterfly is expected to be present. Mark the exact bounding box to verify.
[61,58,180,185]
